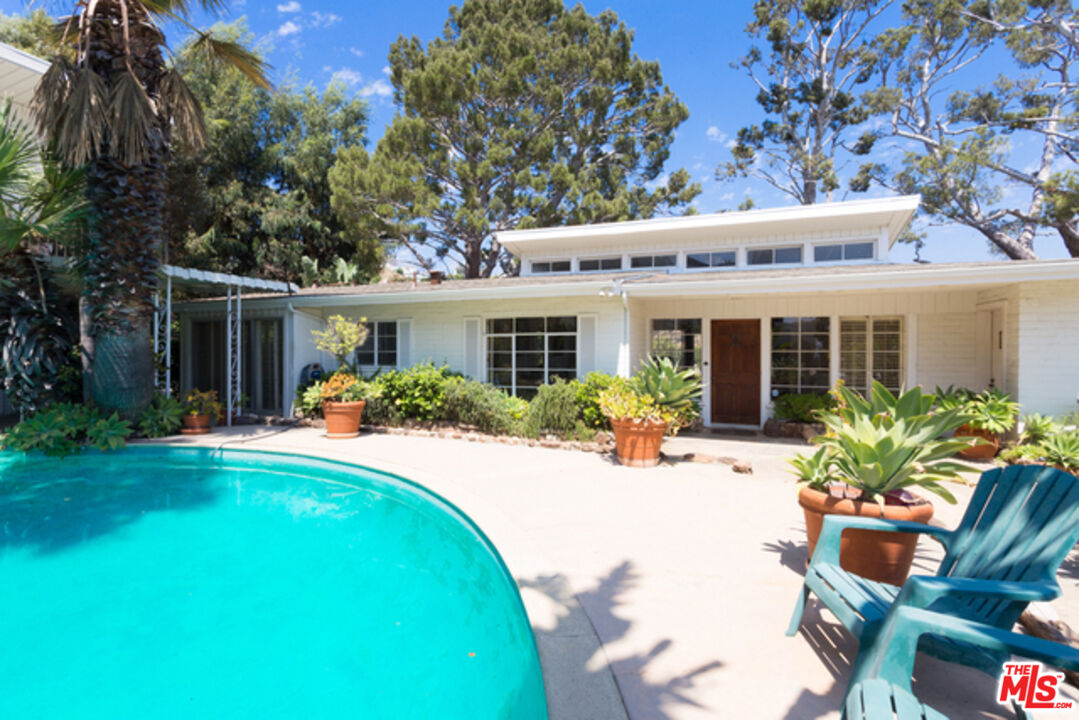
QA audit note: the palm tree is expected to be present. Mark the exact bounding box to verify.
[30,0,270,418]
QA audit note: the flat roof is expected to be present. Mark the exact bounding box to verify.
[496,195,921,256]
[174,258,1079,311]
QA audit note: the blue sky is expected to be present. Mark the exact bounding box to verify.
[12,0,1071,263]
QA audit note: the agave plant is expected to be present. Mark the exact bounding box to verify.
[632,355,703,418]
[965,388,1021,435]
[1041,432,1079,473]
[31,0,270,418]
[812,382,976,505]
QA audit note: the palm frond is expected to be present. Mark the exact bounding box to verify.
[160,67,207,150]
[31,58,75,138]
[107,71,159,166]
[189,34,273,90]
[53,68,108,167]
[0,102,37,214]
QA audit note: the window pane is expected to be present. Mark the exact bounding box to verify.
[546,316,577,332]
[549,369,576,382]
[772,334,799,351]
[532,262,550,273]
[516,371,544,387]
[600,257,622,270]
[489,336,512,352]
[712,251,736,267]
[771,369,798,386]
[487,318,512,334]
[652,319,675,331]
[487,352,513,369]
[801,317,830,333]
[377,349,396,366]
[516,352,545,369]
[772,352,799,369]
[548,335,577,351]
[579,259,599,271]
[489,370,512,386]
[515,317,544,333]
[516,335,544,352]
[686,253,710,268]
[356,349,375,366]
[747,248,772,265]
[801,351,829,369]
[677,319,701,334]
[814,244,842,262]
[630,256,652,268]
[844,242,874,260]
[548,352,576,369]
[770,317,831,394]
[653,254,676,267]
[800,334,829,352]
[775,246,803,263]
[772,317,800,334]
[551,260,571,272]
[874,318,901,334]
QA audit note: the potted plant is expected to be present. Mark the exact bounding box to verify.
[956,388,1020,460]
[320,373,367,438]
[790,381,974,586]
[598,357,702,467]
[181,389,223,435]
[312,314,369,373]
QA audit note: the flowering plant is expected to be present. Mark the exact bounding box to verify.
[184,389,223,421]
[320,373,366,402]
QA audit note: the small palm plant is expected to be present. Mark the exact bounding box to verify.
[809,382,976,505]
[31,0,270,419]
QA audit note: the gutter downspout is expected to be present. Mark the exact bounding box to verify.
[601,274,656,377]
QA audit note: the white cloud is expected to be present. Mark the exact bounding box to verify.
[381,66,391,76]
[311,11,341,28]
[276,1,300,12]
[331,68,364,87]
[276,20,301,36]
[706,125,728,144]
[350,47,364,57]
[726,139,737,150]
[361,79,393,98]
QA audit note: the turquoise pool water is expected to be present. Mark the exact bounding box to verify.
[0,447,547,719]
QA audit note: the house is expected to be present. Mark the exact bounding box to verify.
[175,195,1079,427]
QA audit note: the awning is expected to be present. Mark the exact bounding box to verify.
[163,264,298,294]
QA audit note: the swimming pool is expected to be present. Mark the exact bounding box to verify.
[0,446,547,719]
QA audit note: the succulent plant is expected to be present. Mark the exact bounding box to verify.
[632,356,703,416]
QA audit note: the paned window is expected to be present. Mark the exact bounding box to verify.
[486,316,577,398]
[531,260,571,273]
[814,242,875,262]
[650,319,702,368]
[355,321,397,367]
[840,317,903,395]
[770,317,830,395]
[686,251,736,269]
[629,254,677,269]
[579,257,623,272]
[748,246,803,265]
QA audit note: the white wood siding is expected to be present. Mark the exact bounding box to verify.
[1016,279,1079,417]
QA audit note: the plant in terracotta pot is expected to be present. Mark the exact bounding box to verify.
[955,388,1020,460]
[181,389,224,435]
[791,381,974,586]
[320,372,369,439]
[598,357,702,467]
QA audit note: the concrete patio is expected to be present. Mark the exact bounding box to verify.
[150,426,1079,719]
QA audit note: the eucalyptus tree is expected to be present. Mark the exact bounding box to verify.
[31,0,269,417]
[852,0,1079,259]
[329,0,699,278]
[721,0,894,205]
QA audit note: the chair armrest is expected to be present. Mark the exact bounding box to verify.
[893,575,1061,610]
[809,515,953,568]
[853,605,1079,691]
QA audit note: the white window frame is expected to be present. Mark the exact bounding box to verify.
[768,316,831,396]
[747,245,804,266]
[629,253,678,270]
[485,316,578,396]
[839,315,905,395]
[578,256,624,273]
[528,258,573,275]
[684,250,738,271]
[356,320,399,369]
[813,240,877,264]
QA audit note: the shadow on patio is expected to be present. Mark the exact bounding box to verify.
[520,560,723,720]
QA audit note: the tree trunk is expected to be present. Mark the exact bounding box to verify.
[1059,223,1079,258]
[89,317,155,419]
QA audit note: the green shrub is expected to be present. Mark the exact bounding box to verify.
[137,394,184,438]
[965,388,1020,434]
[1020,413,1060,445]
[295,380,324,417]
[1,403,132,456]
[773,393,829,423]
[443,377,520,435]
[375,363,453,422]
[1042,432,1079,472]
[576,372,618,429]
[524,378,582,437]
[632,356,703,425]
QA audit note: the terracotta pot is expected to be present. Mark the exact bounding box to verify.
[609,417,667,468]
[180,413,212,435]
[323,400,365,439]
[798,485,934,587]
[956,424,1000,460]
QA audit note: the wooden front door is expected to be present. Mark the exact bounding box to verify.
[710,319,761,425]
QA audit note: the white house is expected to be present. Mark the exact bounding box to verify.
[175,195,1079,427]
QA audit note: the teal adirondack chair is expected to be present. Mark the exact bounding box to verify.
[788,464,1079,681]
[843,606,1079,719]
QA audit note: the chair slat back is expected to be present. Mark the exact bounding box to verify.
[937,465,1079,626]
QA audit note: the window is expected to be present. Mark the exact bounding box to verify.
[486,316,577,398]
[355,321,398,367]
[748,246,803,265]
[686,251,736,269]
[650,319,702,368]
[814,241,875,263]
[579,257,623,272]
[840,317,903,395]
[770,317,830,395]
[630,254,677,269]
[531,260,571,274]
